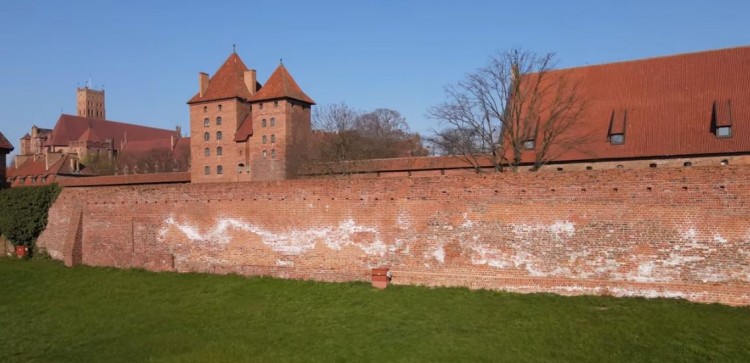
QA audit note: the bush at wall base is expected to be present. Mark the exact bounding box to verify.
[0,184,61,257]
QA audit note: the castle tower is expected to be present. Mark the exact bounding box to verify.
[77,87,106,120]
[187,52,314,183]
[0,131,13,185]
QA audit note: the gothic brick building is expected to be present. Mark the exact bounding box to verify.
[187,52,314,183]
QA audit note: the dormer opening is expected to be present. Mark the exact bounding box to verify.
[711,99,733,138]
[607,110,627,145]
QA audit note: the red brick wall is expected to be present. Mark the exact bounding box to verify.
[37,165,750,305]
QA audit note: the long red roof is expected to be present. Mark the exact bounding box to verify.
[518,46,750,162]
[46,114,178,147]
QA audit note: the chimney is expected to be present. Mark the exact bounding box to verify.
[244,69,257,96]
[199,72,209,97]
[171,135,176,150]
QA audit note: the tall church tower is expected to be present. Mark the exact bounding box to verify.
[187,52,314,183]
[77,87,106,120]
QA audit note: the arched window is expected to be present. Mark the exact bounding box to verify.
[217,165,223,174]
[216,131,222,140]
[270,117,276,127]
[271,149,276,158]
[216,117,222,126]
[274,100,279,108]
[203,132,210,141]
[262,150,267,158]
[237,163,245,173]
[204,166,210,175]
[203,106,207,113]
[204,148,210,157]
[204,118,210,127]
[271,134,276,143]
[262,119,267,127]
[262,135,267,144]
[218,104,223,111]
[216,147,223,156]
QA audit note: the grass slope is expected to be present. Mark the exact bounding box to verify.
[1,258,749,362]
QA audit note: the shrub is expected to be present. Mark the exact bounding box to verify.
[0,184,61,248]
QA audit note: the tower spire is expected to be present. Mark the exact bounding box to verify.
[233,44,236,54]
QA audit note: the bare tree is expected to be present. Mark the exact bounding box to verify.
[428,48,588,172]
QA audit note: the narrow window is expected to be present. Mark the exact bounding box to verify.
[216,146,223,156]
[204,118,210,127]
[262,119,267,127]
[262,150,267,158]
[237,163,245,173]
[610,134,625,145]
[203,106,207,113]
[216,117,222,126]
[262,135,267,144]
[218,104,223,111]
[204,166,210,175]
[274,100,279,108]
[204,148,210,157]
[217,165,223,175]
[259,103,264,110]
[216,131,223,140]
[271,134,276,143]
[270,117,276,127]
[523,140,535,150]
[203,132,210,141]
[271,149,276,158]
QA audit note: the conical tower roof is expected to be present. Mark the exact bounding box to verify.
[250,64,315,104]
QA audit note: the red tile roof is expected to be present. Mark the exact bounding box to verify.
[517,46,750,163]
[250,64,315,104]
[45,114,178,147]
[0,131,13,151]
[187,53,259,104]
[234,113,254,142]
[7,154,95,183]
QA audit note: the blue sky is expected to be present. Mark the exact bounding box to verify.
[1,1,748,160]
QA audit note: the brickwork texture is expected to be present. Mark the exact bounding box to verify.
[37,165,750,305]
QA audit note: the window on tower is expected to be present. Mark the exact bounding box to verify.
[271,134,275,143]
[203,132,210,141]
[262,150,267,158]
[262,119,267,127]
[271,149,276,158]
[217,146,223,156]
[274,101,279,108]
[270,118,276,127]
[204,166,210,175]
[204,148,210,157]
[218,104,223,111]
[217,165,223,174]
[216,131,223,140]
[262,135,267,144]
[216,117,222,126]
[204,118,210,127]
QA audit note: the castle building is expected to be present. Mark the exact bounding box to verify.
[0,131,13,184]
[77,86,105,120]
[187,52,314,183]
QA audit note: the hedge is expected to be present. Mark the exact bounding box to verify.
[0,184,61,247]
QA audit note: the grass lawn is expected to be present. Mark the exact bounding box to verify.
[1,258,749,362]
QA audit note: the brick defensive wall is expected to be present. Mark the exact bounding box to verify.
[37,165,750,305]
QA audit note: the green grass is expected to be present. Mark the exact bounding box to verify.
[1,258,749,362]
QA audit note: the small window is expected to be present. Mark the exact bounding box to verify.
[203,106,207,113]
[216,117,222,126]
[204,118,210,127]
[262,150,267,158]
[237,163,245,173]
[216,131,222,140]
[610,134,624,145]
[217,165,223,174]
[259,103,264,110]
[203,132,210,141]
[216,147,223,156]
[204,166,210,175]
[262,119,267,127]
[716,126,731,138]
[271,149,276,158]
[274,100,279,108]
[262,135,267,144]
[523,140,535,150]
[204,148,210,157]
[271,134,276,143]
[218,104,222,111]
[270,118,276,127]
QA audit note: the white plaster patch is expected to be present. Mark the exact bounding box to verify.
[460,213,474,229]
[396,210,411,230]
[160,215,386,257]
[276,260,294,267]
[432,246,445,263]
[713,234,728,244]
